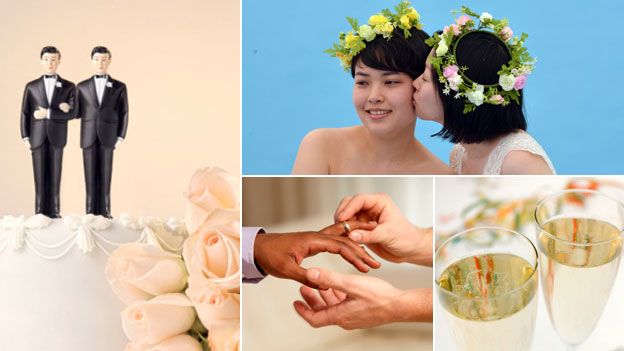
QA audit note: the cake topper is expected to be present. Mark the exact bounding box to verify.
[20,46,76,218]
[75,46,129,218]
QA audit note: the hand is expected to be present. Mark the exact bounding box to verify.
[34,107,47,119]
[59,102,70,113]
[23,139,30,148]
[254,221,380,288]
[293,267,433,329]
[334,193,432,266]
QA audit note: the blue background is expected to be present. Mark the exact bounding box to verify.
[243,0,623,175]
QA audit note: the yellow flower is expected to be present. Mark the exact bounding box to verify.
[344,32,359,49]
[381,22,394,35]
[369,14,388,26]
[407,8,420,20]
[400,15,411,29]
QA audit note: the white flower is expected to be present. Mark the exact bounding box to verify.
[55,82,62,88]
[358,24,376,42]
[106,81,113,88]
[499,74,515,91]
[480,12,493,22]
[448,74,463,91]
[435,41,448,56]
[465,85,485,106]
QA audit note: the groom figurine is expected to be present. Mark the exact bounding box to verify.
[75,46,128,218]
[20,46,75,218]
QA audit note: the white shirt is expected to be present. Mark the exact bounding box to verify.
[42,75,57,119]
[94,75,108,104]
[43,75,56,104]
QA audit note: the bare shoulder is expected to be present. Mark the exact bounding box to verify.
[292,129,332,175]
[292,127,358,175]
[500,150,553,175]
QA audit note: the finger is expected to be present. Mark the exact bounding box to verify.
[285,264,319,289]
[293,300,335,328]
[333,289,348,301]
[348,229,386,246]
[318,220,377,236]
[312,238,371,273]
[299,286,326,311]
[307,267,351,292]
[333,235,381,269]
[334,195,354,222]
[319,288,341,306]
[336,194,386,222]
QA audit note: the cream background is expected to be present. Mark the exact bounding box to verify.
[243,177,434,351]
[0,0,240,217]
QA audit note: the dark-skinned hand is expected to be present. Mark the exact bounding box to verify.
[254,220,381,288]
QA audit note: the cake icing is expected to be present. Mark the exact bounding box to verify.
[0,214,186,351]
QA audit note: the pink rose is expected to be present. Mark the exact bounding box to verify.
[184,167,239,235]
[124,334,202,351]
[183,222,240,292]
[443,25,460,36]
[443,65,459,78]
[500,26,513,41]
[122,293,196,345]
[106,243,188,304]
[186,284,240,329]
[513,75,527,90]
[450,24,460,35]
[489,94,505,105]
[208,323,240,351]
[456,15,470,26]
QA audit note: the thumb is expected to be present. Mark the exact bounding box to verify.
[307,267,351,292]
[348,228,385,245]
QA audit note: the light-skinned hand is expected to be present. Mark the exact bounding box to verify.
[334,193,432,266]
[293,267,432,329]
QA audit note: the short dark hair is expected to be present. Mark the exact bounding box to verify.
[432,31,527,144]
[40,46,60,58]
[350,27,430,79]
[91,46,111,58]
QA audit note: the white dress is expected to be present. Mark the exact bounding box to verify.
[450,131,556,175]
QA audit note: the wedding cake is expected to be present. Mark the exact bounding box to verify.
[0,213,186,351]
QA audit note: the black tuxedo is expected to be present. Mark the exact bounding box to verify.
[75,75,128,217]
[20,75,75,217]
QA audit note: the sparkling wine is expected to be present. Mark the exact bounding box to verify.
[538,217,622,346]
[438,253,538,351]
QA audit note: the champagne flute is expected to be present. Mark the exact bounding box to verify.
[436,226,539,351]
[535,189,624,350]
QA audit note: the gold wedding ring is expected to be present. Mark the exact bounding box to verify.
[341,221,352,234]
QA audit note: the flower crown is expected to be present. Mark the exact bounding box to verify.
[424,7,535,113]
[326,1,424,71]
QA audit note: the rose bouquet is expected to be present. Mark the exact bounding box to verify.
[106,167,240,351]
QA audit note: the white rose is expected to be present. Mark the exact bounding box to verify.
[435,41,448,56]
[183,222,241,292]
[480,12,493,22]
[358,24,375,41]
[106,243,188,304]
[124,334,202,351]
[187,284,240,330]
[448,74,463,91]
[499,74,515,91]
[121,294,196,345]
[208,323,240,351]
[465,85,485,106]
[184,167,239,235]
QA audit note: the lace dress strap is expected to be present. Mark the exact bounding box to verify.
[484,131,556,175]
[450,144,465,174]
